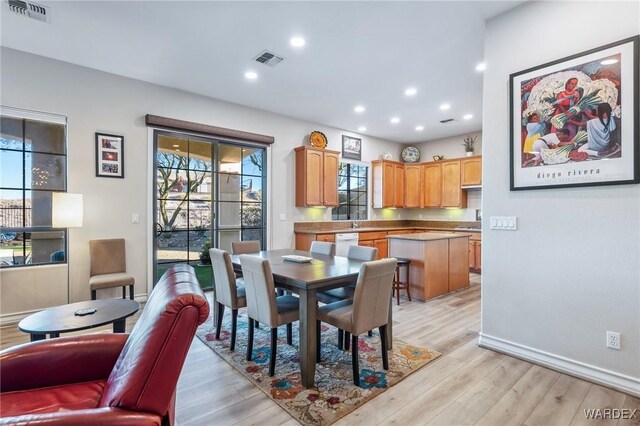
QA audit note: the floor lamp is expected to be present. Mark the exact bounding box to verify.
[52,193,84,303]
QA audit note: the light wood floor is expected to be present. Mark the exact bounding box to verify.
[1,274,637,425]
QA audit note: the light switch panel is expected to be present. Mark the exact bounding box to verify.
[489,216,517,230]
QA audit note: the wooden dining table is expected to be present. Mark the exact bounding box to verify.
[229,248,393,388]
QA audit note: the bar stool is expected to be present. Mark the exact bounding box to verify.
[393,258,411,305]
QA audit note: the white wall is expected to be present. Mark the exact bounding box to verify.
[0,47,402,314]
[480,1,640,395]
[404,131,483,222]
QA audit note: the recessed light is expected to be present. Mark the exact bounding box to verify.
[172,144,179,148]
[475,62,486,72]
[244,71,258,80]
[390,117,400,124]
[290,36,306,48]
[405,87,417,96]
[354,105,365,113]
[600,58,618,65]
[439,103,451,111]
[358,126,367,132]
[415,125,424,131]
[463,114,473,120]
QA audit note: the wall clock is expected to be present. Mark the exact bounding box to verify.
[401,146,421,163]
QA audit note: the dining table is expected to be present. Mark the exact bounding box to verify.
[229,248,393,388]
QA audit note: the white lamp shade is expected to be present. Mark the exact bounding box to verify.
[52,193,84,228]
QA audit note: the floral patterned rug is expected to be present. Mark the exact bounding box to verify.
[195,308,440,425]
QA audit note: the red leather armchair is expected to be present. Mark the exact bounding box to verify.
[0,265,209,425]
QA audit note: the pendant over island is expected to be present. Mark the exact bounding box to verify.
[387,233,470,300]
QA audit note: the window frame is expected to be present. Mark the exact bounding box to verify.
[0,106,68,269]
[332,162,368,221]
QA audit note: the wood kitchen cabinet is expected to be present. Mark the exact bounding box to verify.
[294,147,339,207]
[461,156,482,186]
[441,160,467,208]
[404,164,422,208]
[372,160,404,208]
[423,163,442,207]
[468,234,482,272]
[359,231,388,259]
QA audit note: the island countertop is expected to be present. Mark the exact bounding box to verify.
[386,232,471,241]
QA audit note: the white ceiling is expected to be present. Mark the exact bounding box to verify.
[0,1,522,143]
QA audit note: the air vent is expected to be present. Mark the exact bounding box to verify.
[440,118,455,124]
[253,50,285,67]
[6,0,49,22]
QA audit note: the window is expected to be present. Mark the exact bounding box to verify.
[0,109,67,268]
[332,162,368,220]
[153,131,267,286]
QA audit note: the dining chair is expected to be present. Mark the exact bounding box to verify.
[89,239,135,300]
[210,248,247,351]
[231,240,261,254]
[309,241,335,256]
[316,257,397,386]
[239,255,300,376]
[317,245,378,348]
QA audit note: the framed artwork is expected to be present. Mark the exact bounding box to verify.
[510,35,638,190]
[342,135,362,161]
[95,133,124,178]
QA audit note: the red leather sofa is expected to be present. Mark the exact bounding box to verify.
[0,264,209,425]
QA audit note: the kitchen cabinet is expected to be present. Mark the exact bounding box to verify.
[441,160,467,208]
[359,231,388,259]
[461,156,482,186]
[371,160,404,208]
[423,163,442,207]
[316,234,335,243]
[403,164,422,208]
[388,233,469,300]
[294,146,339,207]
[468,234,482,272]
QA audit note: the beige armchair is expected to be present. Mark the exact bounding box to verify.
[316,258,397,386]
[89,239,134,300]
[210,248,247,351]
[239,255,299,376]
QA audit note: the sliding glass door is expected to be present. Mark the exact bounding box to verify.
[153,131,266,288]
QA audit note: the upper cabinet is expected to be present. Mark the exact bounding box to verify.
[372,160,404,208]
[423,163,442,207]
[403,164,422,208]
[441,160,467,208]
[461,156,482,186]
[294,146,339,207]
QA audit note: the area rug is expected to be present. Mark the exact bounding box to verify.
[195,308,440,425]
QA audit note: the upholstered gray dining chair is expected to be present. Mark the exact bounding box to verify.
[89,239,135,300]
[317,244,379,348]
[316,257,397,386]
[239,255,299,376]
[309,241,335,256]
[210,248,247,351]
[231,240,261,254]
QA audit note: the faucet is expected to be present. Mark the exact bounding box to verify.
[352,210,363,228]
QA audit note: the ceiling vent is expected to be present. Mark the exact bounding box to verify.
[253,50,285,67]
[6,0,50,23]
[439,118,455,124]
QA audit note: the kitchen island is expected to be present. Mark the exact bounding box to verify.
[387,232,470,301]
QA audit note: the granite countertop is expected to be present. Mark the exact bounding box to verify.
[386,232,472,241]
[294,226,481,234]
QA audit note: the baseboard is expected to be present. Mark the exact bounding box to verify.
[478,333,640,398]
[0,294,148,326]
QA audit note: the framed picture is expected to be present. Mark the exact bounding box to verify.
[95,133,124,178]
[342,135,362,161]
[510,36,638,190]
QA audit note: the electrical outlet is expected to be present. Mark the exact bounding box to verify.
[606,331,621,350]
